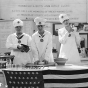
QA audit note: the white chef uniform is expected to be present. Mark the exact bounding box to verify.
[6,19,32,65]
[31,17,54,63]
[58,14,81,65]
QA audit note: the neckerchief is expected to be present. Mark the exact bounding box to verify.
[16,33,24,43]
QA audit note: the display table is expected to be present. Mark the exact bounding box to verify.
[0,64,88,88]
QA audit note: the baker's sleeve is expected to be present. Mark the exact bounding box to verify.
[6,35,18,50]
[58,30,69,44]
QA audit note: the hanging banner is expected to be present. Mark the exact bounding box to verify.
[0,0,87,22]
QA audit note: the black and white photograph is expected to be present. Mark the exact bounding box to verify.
[0,0,88,88]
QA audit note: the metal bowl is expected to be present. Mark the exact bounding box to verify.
[54,58,67,65]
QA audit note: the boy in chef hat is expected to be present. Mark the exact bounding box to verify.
[58,14,81,65]
[6,19,32,65]
[31,17,54,65]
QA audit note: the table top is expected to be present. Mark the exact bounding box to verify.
[0,55,14,58]
[0,64,88,72]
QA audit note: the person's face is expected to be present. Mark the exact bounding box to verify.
[15,26,23,34]
[62,19,69,26]
[37,25,44,32]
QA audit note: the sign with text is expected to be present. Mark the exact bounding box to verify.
[0,0,87,22]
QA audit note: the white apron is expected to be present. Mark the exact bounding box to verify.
[58,27,81,65]
[6,33,32,65]
[31,30,54,62]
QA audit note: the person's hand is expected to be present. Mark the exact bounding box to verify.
[25,62,34,67]
[67,26,74,33]
[34,60,40,65]
[69,28,74,33]
[42,59,48,64]
[68,29,75,37]
[17,44,22,49]
[16,44,22,51]
[66,26,74,33]
[17,44,25,52]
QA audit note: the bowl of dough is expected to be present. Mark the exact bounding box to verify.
[54,58,68,65]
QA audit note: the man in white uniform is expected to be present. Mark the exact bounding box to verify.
[6,19,32,65]
[58,14,81,65]
[31,17,54,64]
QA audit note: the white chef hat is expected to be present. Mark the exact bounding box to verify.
[59,14,69,23]
[34,17,47,25]
[13,19,23,27]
